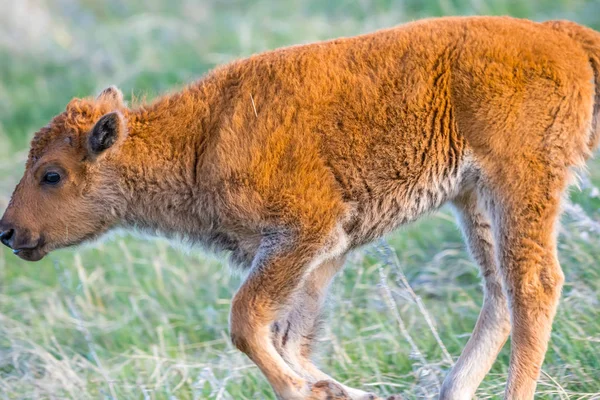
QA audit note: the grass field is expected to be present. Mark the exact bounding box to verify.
[1,1,600,399]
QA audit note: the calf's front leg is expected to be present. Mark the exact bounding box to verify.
[271,256,382,400]
[229,227,351,400]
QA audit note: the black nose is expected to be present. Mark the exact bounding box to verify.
[0,228,15,249]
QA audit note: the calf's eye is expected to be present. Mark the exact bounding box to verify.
[43,172,61,185]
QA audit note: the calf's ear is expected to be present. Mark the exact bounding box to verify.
[87,111,126,158]
[97,85,125,109]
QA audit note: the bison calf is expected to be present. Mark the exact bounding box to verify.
[1,16,599,400]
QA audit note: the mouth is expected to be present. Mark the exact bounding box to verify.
[12,246,48,262]
[7,230,106,262]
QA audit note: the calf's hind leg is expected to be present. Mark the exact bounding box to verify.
[475,145,570,399]
[490,178,566,399]
[440,189,511,400]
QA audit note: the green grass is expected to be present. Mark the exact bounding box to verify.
[1,1,599,399]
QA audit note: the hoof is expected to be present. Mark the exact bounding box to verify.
[362,393,384,400]
[361,394,402,400]
[355,392,402,400]
[308,380,351,400]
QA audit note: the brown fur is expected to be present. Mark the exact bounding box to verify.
[1,16,600,399]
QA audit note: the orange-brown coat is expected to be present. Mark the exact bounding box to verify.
[1,16,600,400]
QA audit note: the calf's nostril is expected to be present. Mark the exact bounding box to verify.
[0,229,15,248]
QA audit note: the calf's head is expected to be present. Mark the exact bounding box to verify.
[0,86,129,261]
